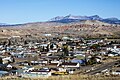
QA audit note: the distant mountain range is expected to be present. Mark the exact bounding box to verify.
[0,23,24,27]
[49,14,120,24]
[0,23,8,26]
[0,14,120,27]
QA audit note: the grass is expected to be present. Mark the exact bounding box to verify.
[0,75,120,80]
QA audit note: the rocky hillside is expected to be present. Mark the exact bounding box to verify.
[0,15,120,38]
[0,20,120,39]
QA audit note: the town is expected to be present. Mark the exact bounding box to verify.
[0,34,120,79]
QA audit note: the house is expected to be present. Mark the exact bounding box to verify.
[7,64,13,68]
[71,59,86,65]
[49,49,58,53]
[60,62,80,69]
[48,63,60,67]
[0,71,9,77]
[22,66,34,72]
[95,57,102,63]
[46,52,52,56]
[17,61,30,66]
[43,34,52,36]
[51,60,61,63]
[112,70,120,75]
[52,71,68,75]
[38,60,48,65]
[30,60,48,66]
[50,68,68,75]
[31,61,39,65]
[62,36,71,41]
[21,68,51,78]
[0,64,8,70]
[11,51,24,58]
[2,56,14,64]
[107,51,119,57]
[21,71,51,78]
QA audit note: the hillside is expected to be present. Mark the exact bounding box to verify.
[0,20,120,39]
[0,15,120,39]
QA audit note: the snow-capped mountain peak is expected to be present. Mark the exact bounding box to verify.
[50,16,64,21]
[89,15,103,20]
[49,14,120,24]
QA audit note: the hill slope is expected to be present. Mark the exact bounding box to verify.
[0,14,120,38]
[0,20,120,38]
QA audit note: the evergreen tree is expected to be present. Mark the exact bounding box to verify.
[62,44,69,56]
[0,57,3,64]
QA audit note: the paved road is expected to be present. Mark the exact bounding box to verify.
[85,60,120,75]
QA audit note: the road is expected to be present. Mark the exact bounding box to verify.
[85,60,120,75]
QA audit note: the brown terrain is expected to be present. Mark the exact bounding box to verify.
[0,20,120,39]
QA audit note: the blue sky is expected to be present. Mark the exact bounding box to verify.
[0,0,120,24]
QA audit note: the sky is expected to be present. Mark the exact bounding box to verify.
[0,0,120,24]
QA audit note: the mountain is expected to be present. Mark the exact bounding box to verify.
[0,17,120,39]
[0,14,119,27]
[89,15,103,20]
[49,14,120,24]
[0,23,25,27]
[0,23,7,25]
[0,23,8,26]
[101,18,120,24]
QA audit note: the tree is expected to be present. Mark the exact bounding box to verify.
[87,56,97,65]
[62,44,69,56]
[7,40,11,46]
[32,55,39,65]
[27,54,32,65]
[0,57,3,64]
[11,56,15,63]
[90,44,100,50]
[46,45,49,52]
[24,40,28,45]
[50,44,54,49]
